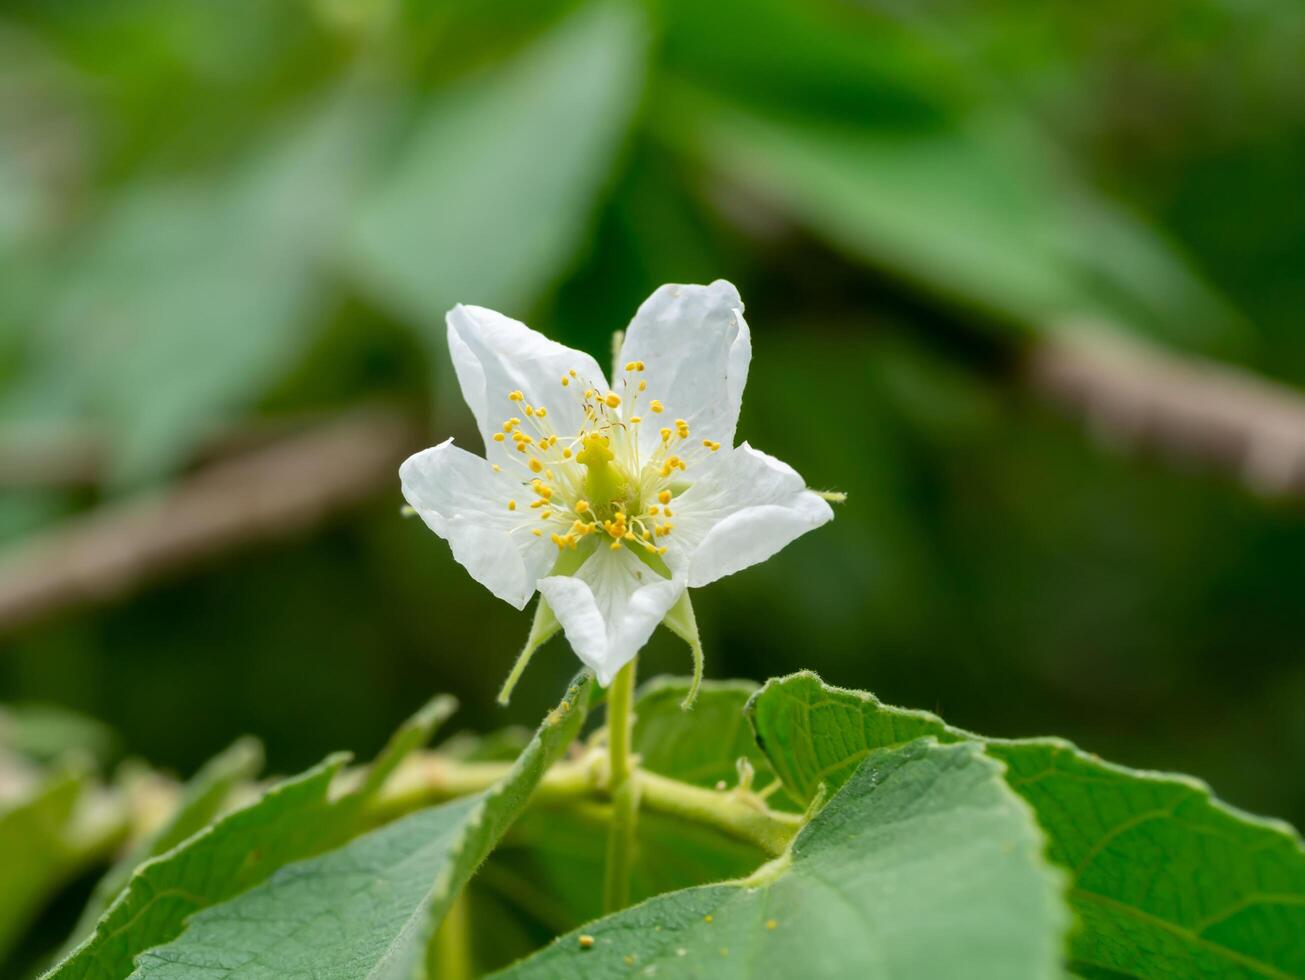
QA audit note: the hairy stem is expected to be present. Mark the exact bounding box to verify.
[368,752,802,857]
[603,658,638,912]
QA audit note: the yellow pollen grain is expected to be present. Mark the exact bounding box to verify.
[650,400,664,413]
[704,915,713,924]
[578,934,594,949]
[766,919,778,930]
[658,490,672,504]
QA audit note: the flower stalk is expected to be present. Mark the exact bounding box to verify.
[602,657,639,912]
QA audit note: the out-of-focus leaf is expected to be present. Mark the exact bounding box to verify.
[349,1,646,327]
[633,676,785,802]
[0,769,88,966]
[5,84,375,485]
[60,738,263,956]
[749,672,1305,979]
[129,674,592,980]
[660,87,1247,357]
[494,739,1067,979]
[44,695,453,980]
[0,704,118,765]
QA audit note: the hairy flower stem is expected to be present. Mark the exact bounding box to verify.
[603,657,639,913]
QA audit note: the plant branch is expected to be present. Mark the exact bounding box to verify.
[367,750,802,858]
[0,407,421,637]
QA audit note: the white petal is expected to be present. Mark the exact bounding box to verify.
[400,439,555,609]
[538,547,685,685]
[447,304,607,458]
[617,281,751,458]
[672,443,834,588]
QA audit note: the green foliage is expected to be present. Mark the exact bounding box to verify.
[48,696,454,980]
[495,738,1066,979]
[128,673,591,979]
[632,677,779,796]
[0,769,90,964]
[748,672,1305,978]
[60,738,263,956]
[19,671,1301,978]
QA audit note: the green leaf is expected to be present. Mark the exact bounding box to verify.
[45,695,454,980]
[349,2,646,326]
[633,676,785,802]
[129,673,593,980]
[6,85,373,484]
[748,672,1305,979]
[494,738,1067,979]
[662,88,1246,357]
[59,738,264,957]
[0,769,90,965]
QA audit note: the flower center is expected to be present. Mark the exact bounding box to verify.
[489,361,720,559]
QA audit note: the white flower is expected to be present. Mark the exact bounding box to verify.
[400,281,834,686]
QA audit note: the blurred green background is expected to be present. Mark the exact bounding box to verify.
[2,0,1303,887]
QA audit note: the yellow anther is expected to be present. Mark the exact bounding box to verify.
[703,439,721,451]
[509,391,524,401]
[569,369,577,378]
[532,528,542,537]
[650,400,664,413]
[537,406,548,418]
[576,500,590,513]
[603,392,621,408]
[531,500,545,509]
[491,463,501,472]
[648,505,659,515]
[615,511,626,521]
[658,545,668,555]
[660,427,672,442]
[541,509,552,520]
[507,500,516,511]
[561,376,570,386]
[551,533,565,548]
[630,416,642,424]
[658,490,672,504]
[664,507,673,517]
[529,458,543,473]
[562,448,573,459]
[504,419,519,432]
[493,432,506,442]
[625,361,638,372]
[525,405,535,416]
[638,380,647,392]
[516,443,528,453]
[610,538,623,550]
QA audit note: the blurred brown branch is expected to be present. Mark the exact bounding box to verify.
[1028,326,1305,498]
[0,407,421,637]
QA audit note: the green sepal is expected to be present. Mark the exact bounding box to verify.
[662,591,704,709]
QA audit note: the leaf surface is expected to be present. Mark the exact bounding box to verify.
[45,696,454,980]
[749,672,1305,979]
[129,674,592,980]
[494,738,1067,979]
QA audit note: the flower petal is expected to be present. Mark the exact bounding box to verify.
[400,439,555,609]
[672,443,834,588]
[617,281,751,457]
[538,548,685,685]
[447,304,608,458]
